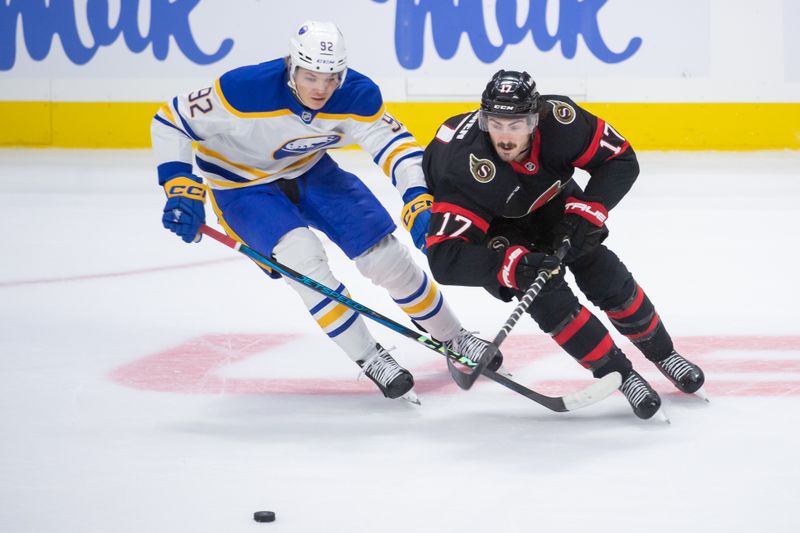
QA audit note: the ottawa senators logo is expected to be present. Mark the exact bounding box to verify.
[549,99,576,124]
[469,153,496,183]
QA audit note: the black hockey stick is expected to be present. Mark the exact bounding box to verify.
[198,225,620,411]
[449,238,572,390]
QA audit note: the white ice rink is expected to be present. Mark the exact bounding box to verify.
[1,149,799,532]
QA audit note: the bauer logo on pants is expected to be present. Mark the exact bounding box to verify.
[469,153,496,183]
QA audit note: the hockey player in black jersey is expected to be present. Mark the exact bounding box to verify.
[422,70,706,420]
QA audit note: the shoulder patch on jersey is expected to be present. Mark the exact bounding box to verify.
[548,99,576,125]
[469,153,496,183]
[435,124,456,143]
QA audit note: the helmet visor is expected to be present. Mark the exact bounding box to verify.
[478,110,539,134]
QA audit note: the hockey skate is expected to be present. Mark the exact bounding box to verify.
[444,328,504,371]
[654,351,708,400]
[358,345,418,404]
[619,370,667,421]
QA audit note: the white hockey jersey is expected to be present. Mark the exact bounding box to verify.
[151,58,425,195]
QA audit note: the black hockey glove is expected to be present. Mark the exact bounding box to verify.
[552,195,609,264]
[496,246,561,292]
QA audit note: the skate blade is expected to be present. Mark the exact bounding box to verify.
[400,389,421,405]
[652,408,671,424]
[693,386,710,403]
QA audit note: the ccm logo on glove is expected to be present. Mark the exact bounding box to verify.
[165,176,206,201]
[564,197,607,226]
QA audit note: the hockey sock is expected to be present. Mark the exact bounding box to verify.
[547,305,633,377]
[604,282,674,361]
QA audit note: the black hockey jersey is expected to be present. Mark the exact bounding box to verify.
[422,95,639,289]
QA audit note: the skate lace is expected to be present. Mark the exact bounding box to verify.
[446,329,489,363]
[359,347,404,387]
[620,373,651,407]
[658,352,693,381]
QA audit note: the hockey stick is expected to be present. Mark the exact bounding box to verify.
[450,238,574,390]
[198,224,619,412]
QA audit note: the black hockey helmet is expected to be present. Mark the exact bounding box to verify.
[479,70,541,132]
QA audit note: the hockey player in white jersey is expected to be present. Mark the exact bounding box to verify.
[151,21,502,401]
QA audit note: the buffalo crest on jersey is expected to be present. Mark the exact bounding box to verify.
[469,153,496,183]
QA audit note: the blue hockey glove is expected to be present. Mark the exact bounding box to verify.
[401,186,433,253]
[162,175,206,243]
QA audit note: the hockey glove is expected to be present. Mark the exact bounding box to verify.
[552,195,609,264]
[162,175,206,243]
[401,186,433,253]
[497,246,561,291]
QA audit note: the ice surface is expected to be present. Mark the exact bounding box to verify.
[1,149,798,532]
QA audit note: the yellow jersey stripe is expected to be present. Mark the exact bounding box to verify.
[200,150,321,189]
[197,144,269,179]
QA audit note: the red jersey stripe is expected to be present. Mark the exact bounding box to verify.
[572,118,605,168]
[431,202,491,233]
[426,234,468,247]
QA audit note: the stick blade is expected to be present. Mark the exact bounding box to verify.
[561,371,622,411]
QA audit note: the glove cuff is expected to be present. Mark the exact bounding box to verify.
[497,245,530,289]
[564,196,607,227]
[401,191,433,231]
[164,176,207,202]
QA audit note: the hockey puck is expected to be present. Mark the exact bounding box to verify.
[253,511,276,523]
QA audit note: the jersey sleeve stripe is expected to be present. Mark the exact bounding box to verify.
[373,131,413,165]
[381,142,422,176]
[153,114,191,139]
[572,118,604,168]
[389,150,424,186]
[172,97,204,141]
[426,234,468,247]
[606,140,631,161]
[431,202,490,233]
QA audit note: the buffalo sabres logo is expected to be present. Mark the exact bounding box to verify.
[469,153,496,183]
[549,99,576,124]
[273,134,342,159]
